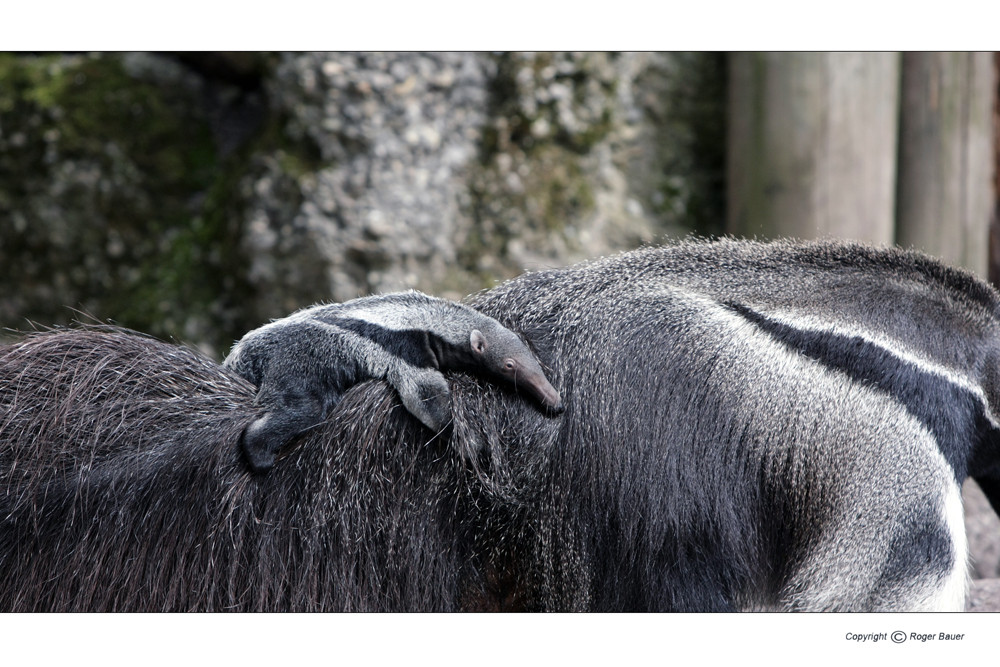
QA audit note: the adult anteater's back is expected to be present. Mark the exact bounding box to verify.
[0,328,483,611]
[464,239,1000,611]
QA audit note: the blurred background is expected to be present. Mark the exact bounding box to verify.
[1,52,997,358]
[1,50,999,588]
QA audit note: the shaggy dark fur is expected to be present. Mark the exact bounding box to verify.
[0,328,502,611]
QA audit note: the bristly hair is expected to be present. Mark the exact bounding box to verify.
[0,327,513,611]
[4,238,997,612]
[457,237,1000,611]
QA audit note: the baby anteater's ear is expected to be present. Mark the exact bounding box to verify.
[470,329,488,355]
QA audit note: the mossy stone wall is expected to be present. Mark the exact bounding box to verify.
[1,52,725,356]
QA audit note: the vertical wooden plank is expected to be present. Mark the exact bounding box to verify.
[896,52,995,277]
[988,53,1000,288]
[727,53,900,244]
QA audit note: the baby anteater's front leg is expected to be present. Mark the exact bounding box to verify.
[389,367,452,433]
[241,390,329,473]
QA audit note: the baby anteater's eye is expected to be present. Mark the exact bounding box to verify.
[504,359,516,371]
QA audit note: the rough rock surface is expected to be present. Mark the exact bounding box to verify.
[0,52,725,355]
[239,52,725,318]
[966,578,1000,611]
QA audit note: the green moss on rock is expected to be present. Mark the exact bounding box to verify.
[0,54,250,354]
[458,53,614,281]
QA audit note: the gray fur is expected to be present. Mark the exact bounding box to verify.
[224,290,562,473]
[457,238,1000,611]
[4,239,996,611]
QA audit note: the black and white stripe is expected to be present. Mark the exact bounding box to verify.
[467,238,1000,610]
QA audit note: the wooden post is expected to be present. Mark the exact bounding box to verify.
[988,53,1000,288]
[896,52,995,278]
[727,53,900,244]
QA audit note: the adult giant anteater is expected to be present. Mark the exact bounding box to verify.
[2,239,999,611]
[460,238,1000,611]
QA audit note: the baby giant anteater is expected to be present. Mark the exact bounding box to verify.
[224,291,563,473]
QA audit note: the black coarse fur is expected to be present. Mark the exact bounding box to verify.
[0,328,497,612]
